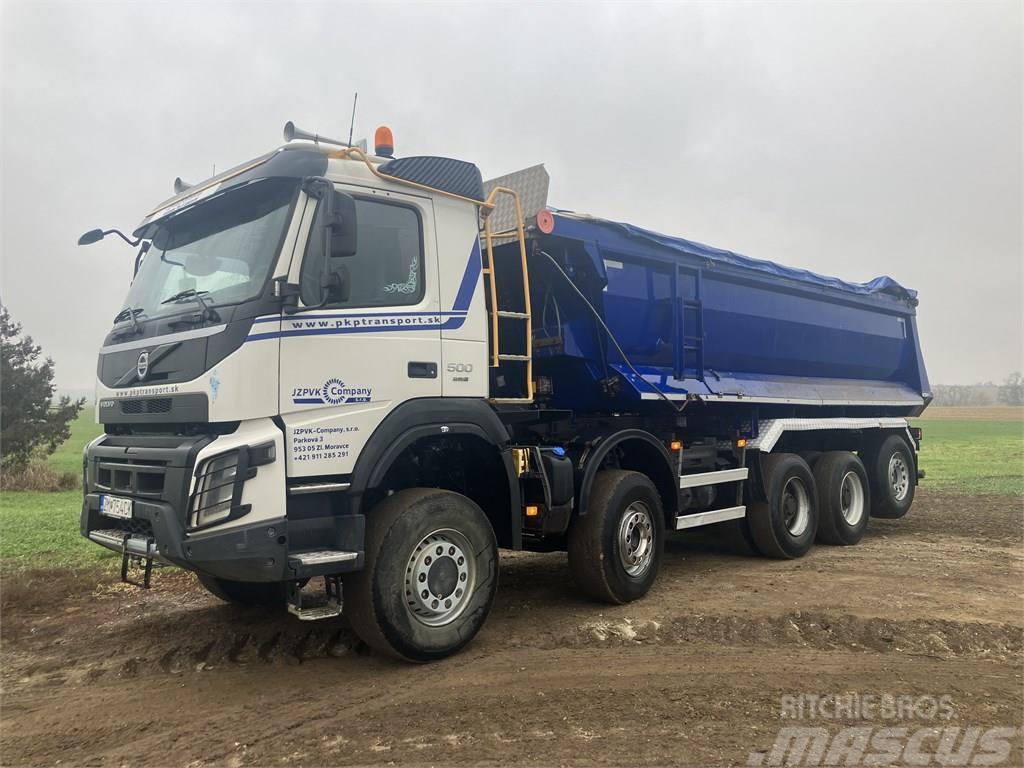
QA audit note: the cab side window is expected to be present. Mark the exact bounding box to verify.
[300,197,423,307]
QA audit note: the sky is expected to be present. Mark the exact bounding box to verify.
[1,0,1021,391]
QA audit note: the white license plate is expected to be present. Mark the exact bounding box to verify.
[100,495,133,520]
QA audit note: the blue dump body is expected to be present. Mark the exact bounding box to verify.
[527,211,931,415]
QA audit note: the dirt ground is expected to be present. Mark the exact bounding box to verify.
[2,488,1022,767]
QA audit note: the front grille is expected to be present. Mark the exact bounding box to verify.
[96,458,167,496]
[120,398,172,415]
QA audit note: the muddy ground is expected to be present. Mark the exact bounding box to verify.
[2,488,1022,767]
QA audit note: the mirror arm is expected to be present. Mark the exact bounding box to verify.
[133,242,151,277]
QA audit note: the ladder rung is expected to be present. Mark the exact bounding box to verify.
[496,311,530,319]
[497,354,531,361]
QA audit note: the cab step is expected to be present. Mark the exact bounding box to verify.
[287,575,343,621]
[289,550,359,566]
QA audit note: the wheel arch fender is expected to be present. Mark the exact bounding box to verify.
[347,398,521,549]
[575,429,678,520]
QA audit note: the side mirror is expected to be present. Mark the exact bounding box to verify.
[78,229,105,246]
[325,191,357,258]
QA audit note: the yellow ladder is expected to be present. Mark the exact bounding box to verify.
[481,187,533,403]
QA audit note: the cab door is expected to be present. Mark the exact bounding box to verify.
[278,185,441,479]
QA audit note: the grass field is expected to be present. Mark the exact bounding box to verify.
[913,413,1024,496]
[1,407,1021,573]
[1,409,111,573]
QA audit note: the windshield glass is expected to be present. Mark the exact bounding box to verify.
[119,177,298,322]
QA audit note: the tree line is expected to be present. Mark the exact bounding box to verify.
[931,373,1023,407]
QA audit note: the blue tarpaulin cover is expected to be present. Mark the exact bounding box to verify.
[552,210,917,301]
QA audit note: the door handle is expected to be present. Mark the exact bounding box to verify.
[407,361,437,379]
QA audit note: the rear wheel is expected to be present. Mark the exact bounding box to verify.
[345,488,498,662]
[813,452,870,545]
[866,434,915,519]
[196,574,287,609]
[747,453,818,559]
[568,470,665,604]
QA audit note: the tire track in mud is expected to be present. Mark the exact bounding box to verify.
[6,609,1020,692]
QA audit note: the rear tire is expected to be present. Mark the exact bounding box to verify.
[866,434,916,519]
[568,470,665,604]
[747,453,818,559]
[196,574,286,609]
[345,488,498,663]
[813,452,870,545]
[715,517,762,556]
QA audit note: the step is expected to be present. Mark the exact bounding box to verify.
[674,505,746,530]
[496,311,530,319]
[679,467,748,488]
[288,602,343,621]
[89,529,157,558]
[289,550,359,567]
[497,354,531,361]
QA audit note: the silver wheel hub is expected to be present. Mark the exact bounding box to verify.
[781,477,811,537]
[617,502,655,577]
[839,470,865,526]
[404,529,475,627]
[888,453,910,502]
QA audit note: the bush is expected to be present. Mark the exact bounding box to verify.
[1,461,79,491]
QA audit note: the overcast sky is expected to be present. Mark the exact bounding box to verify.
[1,0,1021,390]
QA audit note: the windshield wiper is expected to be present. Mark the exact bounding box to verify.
[111,306,146,339]
[161,289,221,324]
[161,288,209,305]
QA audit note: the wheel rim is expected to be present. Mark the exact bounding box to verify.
[781,477,811,537]
[617,501,655,577]
[404,528,476,627]
[888,452,910,502]
[839,470,865,526]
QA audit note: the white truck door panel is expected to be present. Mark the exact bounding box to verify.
[277,188,442,478]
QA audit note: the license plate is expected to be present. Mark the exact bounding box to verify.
[100,494,133,520]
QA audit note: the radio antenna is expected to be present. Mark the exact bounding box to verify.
[347,92,358,147]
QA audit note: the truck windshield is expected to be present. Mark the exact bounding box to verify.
[119,177,298,323]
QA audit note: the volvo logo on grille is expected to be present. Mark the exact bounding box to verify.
[136,351,150,380]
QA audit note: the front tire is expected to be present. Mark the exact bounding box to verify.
[568,470,665,604]
[866,434,916,519]
[747,453,818,559]
[813,452,870,545]
[345,488,498,662]
[196,574,287,609]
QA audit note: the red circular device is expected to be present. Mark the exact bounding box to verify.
[537,209,555,234]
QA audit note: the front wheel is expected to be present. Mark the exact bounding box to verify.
[196,574,287,609]
[344,488,498,662]
[568,470,665,604]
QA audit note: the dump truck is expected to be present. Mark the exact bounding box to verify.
[78,122,930,661]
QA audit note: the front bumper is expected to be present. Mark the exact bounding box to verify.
[82,491,291,581]
[81,429,364,583]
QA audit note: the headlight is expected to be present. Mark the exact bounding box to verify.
[189,451,242,529]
